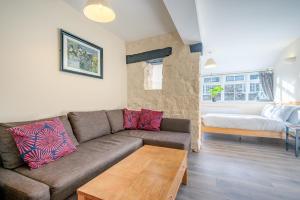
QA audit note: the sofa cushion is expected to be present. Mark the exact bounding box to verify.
[117,130,191,150]
[123,109,141,129]
[160,118,191,133]
[14,134,142,200]
[137,109,163,131]
[0,116,78,169]
[68,110,111,143]
[106,109,124,133]
[8,118,77,169]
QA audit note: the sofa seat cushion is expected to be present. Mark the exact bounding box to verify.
[117,130,191,150]
[14,135,142,200]
[0,167,50,200]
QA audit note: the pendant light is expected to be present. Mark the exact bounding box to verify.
[204,51,217,69]
[83,0,116,23]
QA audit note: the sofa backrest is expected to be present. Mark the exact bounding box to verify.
[160,118,191,133]
[0,115,78,169]
[68,110,111,143]
[106,109,124,133]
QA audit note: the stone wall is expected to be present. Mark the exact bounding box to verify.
[126,32,201,152]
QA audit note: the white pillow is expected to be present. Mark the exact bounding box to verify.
[271,105,297,122]
[261,104,275,118]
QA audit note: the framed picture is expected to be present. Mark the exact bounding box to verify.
[60,29,103,79]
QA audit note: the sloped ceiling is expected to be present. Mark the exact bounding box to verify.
[197,0,300,74]
[64,0,176,42]
[163,0,201,44]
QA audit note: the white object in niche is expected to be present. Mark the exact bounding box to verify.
[144,60,163,90]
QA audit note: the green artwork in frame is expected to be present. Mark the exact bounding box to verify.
[60,29,103,79]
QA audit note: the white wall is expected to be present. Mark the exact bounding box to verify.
[274,38,300,103]
[0,0,127,122]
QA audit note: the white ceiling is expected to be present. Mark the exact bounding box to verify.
[64,0,176,42]
[64,0,300,74]
[197,0,300,74]
[163,0,201,44]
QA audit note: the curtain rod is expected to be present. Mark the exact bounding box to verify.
[201,69,272,77]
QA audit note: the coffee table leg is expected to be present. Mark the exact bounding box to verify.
[78,193,85,200]
[182,168,188,185]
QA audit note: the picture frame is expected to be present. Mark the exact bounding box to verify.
[60,29,103,79]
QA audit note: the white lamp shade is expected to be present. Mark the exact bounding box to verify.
[83,0,116,23]
[204,58,217,68]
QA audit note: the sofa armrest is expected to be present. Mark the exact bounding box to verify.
[160,118,191,133]
[0,167,50,200]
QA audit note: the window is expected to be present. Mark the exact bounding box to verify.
[144,59,163,90]
[201,72,268,102]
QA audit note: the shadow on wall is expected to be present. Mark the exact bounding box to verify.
[274,38,300,103]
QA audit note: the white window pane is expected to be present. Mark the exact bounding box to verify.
[215,93,221,101]
[211,77,220,82]
[235,75,244,81]
[235,93,246,101]
[203,95,211,101]
[235,84,245,92]
[248,93,258,100]
[225,84,234,92]
[250,74,259,80]
[250,83,260,92]
[144,62,163,90]
[225,93,234,101]
[226,76,234,81]
[204,77,211,83]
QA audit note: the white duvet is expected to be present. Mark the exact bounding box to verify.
[202,113,285,132]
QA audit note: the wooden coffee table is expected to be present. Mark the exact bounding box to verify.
[77,145,188,200]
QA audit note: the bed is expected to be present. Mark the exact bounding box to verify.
[201,104,300,139]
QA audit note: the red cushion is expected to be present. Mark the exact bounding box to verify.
[123,109,141,129]
[137,109,163,131]
[8,118,76,169]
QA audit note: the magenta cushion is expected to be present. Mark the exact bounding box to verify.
[137,109,163,131]
[7,118,76,169]
[123,109,141,129]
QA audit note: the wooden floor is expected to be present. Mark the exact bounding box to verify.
[176,134,300,200]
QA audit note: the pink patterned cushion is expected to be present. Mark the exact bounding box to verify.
[8,118,76,169]
[137,109,163,131]
[123,109,141,129]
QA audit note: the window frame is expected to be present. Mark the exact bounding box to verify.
[201,72,268,103]
[144,59,163,90]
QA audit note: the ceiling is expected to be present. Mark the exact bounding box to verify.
[64,0,176,42]
[163,0,201,44]
[197,0,300,74]
[64,0,300,74]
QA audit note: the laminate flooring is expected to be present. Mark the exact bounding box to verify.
[176,134,300,200]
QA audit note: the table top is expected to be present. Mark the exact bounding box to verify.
[77,145,188,200]
[286,123,300,129]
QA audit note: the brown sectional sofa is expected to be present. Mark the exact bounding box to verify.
[0,109,191,200]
